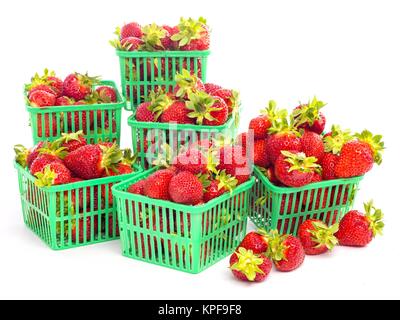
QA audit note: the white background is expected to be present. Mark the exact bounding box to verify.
[0,0,399,300]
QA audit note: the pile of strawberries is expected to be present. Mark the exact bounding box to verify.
[237,97,384,187]
[135,69,239,126]
[126,140,250,205]
[26,69,118,137]
[110,17,210,52]
[230,200,384,282]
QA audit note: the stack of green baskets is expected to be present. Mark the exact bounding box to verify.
[27,80,125,145]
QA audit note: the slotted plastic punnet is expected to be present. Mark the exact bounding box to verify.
[115,50,210,110]
[250,167,363,236]
[14,162,142,250]
[113,168,255,274]
[26,81,124,145]
[128,115,237,168]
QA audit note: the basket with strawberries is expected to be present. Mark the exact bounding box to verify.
[129,69,240,168]
[110,17,211,110]
[239,97,384,236]
[25,69,125,144]
[14,131,142,250]
[112,140,254,273]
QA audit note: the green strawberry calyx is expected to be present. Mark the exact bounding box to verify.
[216,170,238,194]
[281,150,321,174]
[121,148,138,166]
[25,68,58,92]
[293,96,326,127]
[175,69,201,99]
[230,247,265,281]
[146,90,173,121]
[38,141,68,160]
[109,38,134,51]
[75,72,101,88]
[309,221,339,250]
[58,131,84,144]
[324,125,354,154]
[152,143,174,168]
[197,173,212,191]
[141,23,168,51]
[364,200,384,237]
[260,100,287,123]
[265,230,288,262]
[100,143,123,175]
[186,91,220,125]
[34,165,57,187]
[268,113,300,137]
[14,144,30,168]
[355,130,385,165]
[171,17,208,47]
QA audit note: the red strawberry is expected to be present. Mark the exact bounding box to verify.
[204,83,222,95]
[71,217,98,244]
[107,215,120,237]
[293,96,327,134]
[266,120,302,164]
[321,152,339,180]
[238,231,269,254]
[141,23,170,51]
[136,91,171,122]
[29,90,56,107]
[34,163,72,187]
[118,37,144,51]
[172,17,210,51]
[135,102,156,122]
[302,173,329,210]
[174,148,207,174]
[56,131,87,152]
[56,96,75,106]
[235,132,249,152]
[47,76,63,96]
[275,151,321,187]
[186,92,228,126]
[217,145,250,185]
[173,69,205,99]
[37,113,58,138]
[168,171,203,205]
[203,170,238,202]
[26,69,63,97]
[143,169,174,200]
[301,130,324,160]
[279,193,301,215]
[14,141,46,169]
[230,248,272,282]
[64,143,123,180]
[96,86,117,103]
[160,101,194,124]
[128,180,146,195]
[119,22,143,39]
[249,116,271,140]
[335,130,384,178]
[299,219,339,255]
[65,102,91,134]
[28,84,57,97]
[213,89,239,115]
[63,73,100,101]
[30,153,63,175]
[335,200,384,247]
[323,124,353,155]
[267,231,305,272]
[253,139,270,168]
[258,166,281,185]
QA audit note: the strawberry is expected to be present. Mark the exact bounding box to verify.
[186,92,228,126]
[217,145,250,185]
[267,231,305,272]
[335,200,384,247]
[14,142,48,169]
[238,230,269,254]
[116,37,144,51]
[213,89,239,115]
[275,151,321,187]
[266,118,302,164]
[96,86,117,103]
[321,152,339,180]
[141,23,169,51]
[30,153,64,175]
[253,139,269,168]
[174,148,207,174]
[172,17,210,51]
[299,219,339,255]
[335,130,384,178]
[71,217,98,244]
[29,90,56,107]
[235,132,249,152]
[323,124,353,155]
[135,102,156,122]
[293,96,327,134]
[301,130,324,160]
[63,72,100,101]
[64,143,123,180]
[204,83,222,95]
[128,180,146,195]
[56,131,87,152]
[118,22,143,39]
[173,69,205,99]
[37,112,59,138]
[168,171,203,205]
[28,84,57,97]
[56,96,75,106]
[143,169,174,200]
[230,248,272,282]
[34,163,72,187]
[107,215,120,237]
[161,25,179,50]
[65,101,92,134]
[279,193,301,215]
[249,100,284,139]
[136,91,170,122]
[302,173,329,210]
[160,101,194,124]
[25,69,63,97]
[203,170,238,202]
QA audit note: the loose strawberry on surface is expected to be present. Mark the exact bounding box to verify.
[230,248,272,282]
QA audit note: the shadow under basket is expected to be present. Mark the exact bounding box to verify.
[249,166,363,236]
[112,168,255,274]
[26,80,125,145]
[128,114,238,169]
[14,162,142,250]
[115,50,210,111]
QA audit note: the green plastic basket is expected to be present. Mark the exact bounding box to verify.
[14,162,142,250]
[115,50,210,110]
[250,166,363,236]
[26,80,125,145]
[113,168,255,274]
[128,115,238,168]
